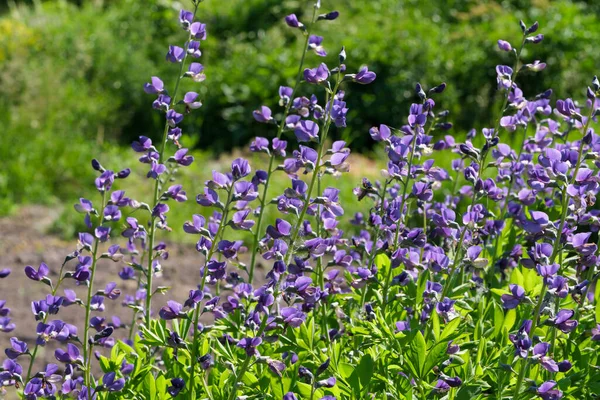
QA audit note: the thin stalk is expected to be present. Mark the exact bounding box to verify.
[145,3,200,328]
[488,124,528,282]
[83,190,107,388]
[247,5,319,284]
[360,180,389,310]
[188,187,234,398]
[227,56,344,400]
[285,76,342,265]
[25,263,69,382]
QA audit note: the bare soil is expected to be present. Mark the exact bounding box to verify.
[0,206,265,374]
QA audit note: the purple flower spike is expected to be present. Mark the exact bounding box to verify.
[166,45,185,63]
[25,262,50,282]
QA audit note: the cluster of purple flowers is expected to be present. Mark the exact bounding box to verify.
[1,2,600,400]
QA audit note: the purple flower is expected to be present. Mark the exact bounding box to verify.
[179,9,194,29]
[5,337,28,359]
[308,35,327,57]
[285,14,302,28]
[537,381,562,400]
[253,106,273,123]
[166,184,188,202]
[501,284,525,309]
[237,337,262,356]
[497,40,512,52]
[55,343,83,364]
[231,158,251,180]
[168,378,185,397]
[24,262,50,281]
[183,92,202,109]
[369,124,391,142]
[550,309,578,333]
[144,76,164,94]
[186,62,206,82]
[354,66,376,84]
[190,22,207,40]
[187,40,201,58]
[102,372,125,392]
[166,109,184,127]
[173,148,194,166]
[295,120,320,142]
[166,45,185,63]
[250,137,269,153]
[281,307,306,328]
[304,63,330,84]
[159,301,184,320]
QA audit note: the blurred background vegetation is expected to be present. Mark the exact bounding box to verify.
[1,0,600,238]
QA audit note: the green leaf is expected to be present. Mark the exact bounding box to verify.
[431,311,441,341]
[440,318,461,341]
[596,282,600,323]
[423,341,448,378]
[510,266,524,287]
[410,331,427,378]
[503,309,516,333]
[144,371,156,400]
[493,303,504,338]
[356,354,374,389]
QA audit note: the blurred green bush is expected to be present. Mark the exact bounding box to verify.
[1,0,600,212]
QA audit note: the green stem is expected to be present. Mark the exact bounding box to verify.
[83,190,107,388]
[284,74,342,265]
[188,187,234,398]
[512,358,528,400]
[488,124,528,283]
[145,3,200,329]
[247,5,319,285]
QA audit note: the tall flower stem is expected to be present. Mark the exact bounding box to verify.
[82,190,107,388]
[188,187,234,398]
[145,3,200,329]
[285,85,341,265]
[488,124,528,282]
[227,65,343,400]
[247,5,319,285]
[25,262,69,382]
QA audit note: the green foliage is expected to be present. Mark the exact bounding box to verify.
[2,0,600,213]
